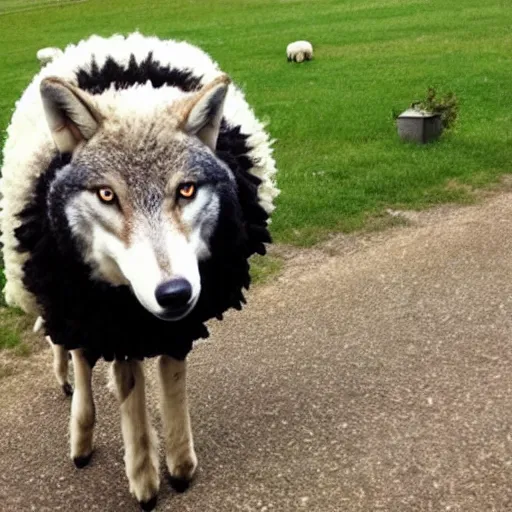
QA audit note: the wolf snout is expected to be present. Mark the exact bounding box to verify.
[155,278,193,312]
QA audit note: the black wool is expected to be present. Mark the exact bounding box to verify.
[76,53,203,95]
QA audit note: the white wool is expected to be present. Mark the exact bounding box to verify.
[0,32,279,312]
[36,47,64,66]
[286,40,313,62]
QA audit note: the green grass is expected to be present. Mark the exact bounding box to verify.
[0,0,84,15]
[1,0,511,247]
[250,254,284,285]
[0,306,26,349]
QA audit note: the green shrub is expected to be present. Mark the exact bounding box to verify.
[412,87,459,130]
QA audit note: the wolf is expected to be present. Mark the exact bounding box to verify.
[0,33,278,510]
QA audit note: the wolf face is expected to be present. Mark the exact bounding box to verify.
[41,75,235,321]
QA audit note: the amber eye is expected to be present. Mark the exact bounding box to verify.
[178,183,197,199]
[97,187,116,204]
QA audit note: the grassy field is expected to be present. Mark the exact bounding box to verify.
[0,0,511,343]
[1,0,511,244]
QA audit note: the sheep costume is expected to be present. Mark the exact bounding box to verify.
[0,33,278,364]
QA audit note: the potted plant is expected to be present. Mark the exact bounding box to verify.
[396,88,458,144]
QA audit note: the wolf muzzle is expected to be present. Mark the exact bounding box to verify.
[155,278,193,319]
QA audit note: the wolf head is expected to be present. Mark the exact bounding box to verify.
[40,75,237,321]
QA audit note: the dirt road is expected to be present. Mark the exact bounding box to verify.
[1,193,512,511]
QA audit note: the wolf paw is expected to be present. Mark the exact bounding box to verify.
[166,453,197,493]
[139,495,158,511]
[73,452,93,468]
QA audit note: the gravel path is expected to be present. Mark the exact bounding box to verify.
[1,193,512,511]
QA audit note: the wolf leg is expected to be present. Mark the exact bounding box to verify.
[70,349,95,467]
[112,359,159,511]
[158,356,197,492]
[48,337,72,396]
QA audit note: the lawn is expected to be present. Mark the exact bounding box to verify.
[0,305,32,352]
[1,0,511,245]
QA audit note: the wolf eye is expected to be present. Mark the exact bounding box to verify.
[97,187,116,204]
[178,183,197,199]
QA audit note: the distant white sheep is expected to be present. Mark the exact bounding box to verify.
[286,40,313,63]
[36,47,63,66]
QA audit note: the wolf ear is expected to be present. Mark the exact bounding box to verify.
[179,75,230,151]
[40,77,102,153]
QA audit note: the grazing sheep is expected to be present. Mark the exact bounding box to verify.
[286,40,313,62]
[36,47,64,66]
[0,32,278,510]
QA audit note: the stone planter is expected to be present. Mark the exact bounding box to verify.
[396,109,443,144]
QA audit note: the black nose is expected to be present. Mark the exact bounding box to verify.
[155,278,192,311]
